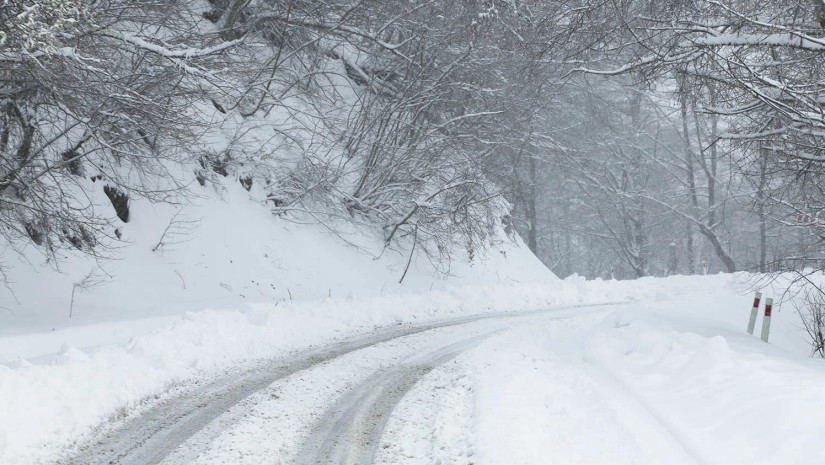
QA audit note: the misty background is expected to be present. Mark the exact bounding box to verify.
[2,0,824,282]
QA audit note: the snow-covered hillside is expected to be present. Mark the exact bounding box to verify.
[0,177,548,343]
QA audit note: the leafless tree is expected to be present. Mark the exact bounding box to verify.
[1,0,242,275]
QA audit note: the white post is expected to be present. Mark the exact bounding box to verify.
[761,298,773,343]
[747,291,762,335]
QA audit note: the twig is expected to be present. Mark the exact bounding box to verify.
[69,269,106,318]
[152,209,199,253]
[69,286,77,318]
[175,270,186,289]
[399,226,418,284]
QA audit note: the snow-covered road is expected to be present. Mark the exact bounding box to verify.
[59,306,609,465]
[55,294,825,465]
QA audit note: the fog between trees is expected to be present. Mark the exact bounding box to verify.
[2,0,824,281]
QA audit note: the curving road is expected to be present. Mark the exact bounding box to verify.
[59,305,617,465]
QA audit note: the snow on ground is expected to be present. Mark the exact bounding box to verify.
[1,269,822,464]
[0,168,576,464]
[0,178,548,361]
[0,278,639,465]
[585,303,825,465]
[375,287,825,465]
[173,319,506,465]
[2,177,822,465]
[0,179,549,340]
[373,357,476,465]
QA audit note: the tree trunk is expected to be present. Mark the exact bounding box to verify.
[758,144,769,272]
[526,155,539,253]
[700,225,737,272]
[686,221,696,274]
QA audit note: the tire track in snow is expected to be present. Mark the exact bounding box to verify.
[579,358,715,465]
[293,334,491,465]
[465,320,709,465]
[60,325,450,465]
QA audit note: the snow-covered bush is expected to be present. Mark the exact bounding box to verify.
[0,0,237,272]
[796,285,825,358]
[0,0,88,53]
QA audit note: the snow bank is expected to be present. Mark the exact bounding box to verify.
[468,323,700,465]
[585,308,825,465]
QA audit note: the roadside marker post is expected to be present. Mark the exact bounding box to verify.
[747,291,761,335]
[761,298,773,343]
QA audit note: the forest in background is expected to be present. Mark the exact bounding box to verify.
[1,0,825,282]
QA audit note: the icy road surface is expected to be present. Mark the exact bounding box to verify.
[59,302,825,465]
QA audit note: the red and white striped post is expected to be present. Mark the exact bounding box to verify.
[747,291,762,335]
[761,298,773,343]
